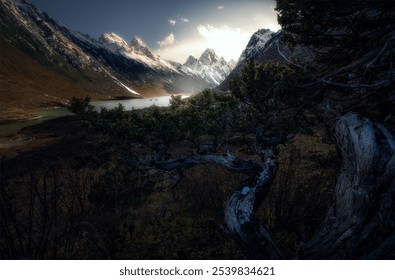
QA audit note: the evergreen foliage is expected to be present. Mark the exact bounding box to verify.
[66,97,94,116]
[276,0,395,67]
[230,60,312,133]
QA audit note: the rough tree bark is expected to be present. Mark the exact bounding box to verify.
[221,112,395,259]
[224,148,282,259]
[300,112,395,259]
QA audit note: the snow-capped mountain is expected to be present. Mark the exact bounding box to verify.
[98,33,178,73]
[0,0,209,100]
[218,27,314,91]
[180,49,236,87]
[218,29,282,90]
[238,29,275,62]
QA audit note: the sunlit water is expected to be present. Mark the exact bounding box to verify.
[0,95,189,137]
[90,95,181,110]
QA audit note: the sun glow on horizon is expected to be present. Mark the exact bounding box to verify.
[156,22,280,64]
[152,1,281,64]
[156,26,260,63]
[156,9,281,64]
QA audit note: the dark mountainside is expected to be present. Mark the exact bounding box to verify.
[1,0,394,260]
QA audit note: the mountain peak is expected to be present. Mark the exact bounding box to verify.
[256,28,272,35]
[182,48,235,87]
[99,32,128,48]
[199,48,219,65]
[228,59,237,68]
[238,28,275,62]
[131,36,148,48]
[184,55,198,67]
[130,36,155,60]
[202,48,216,55]
[100,32,122,42]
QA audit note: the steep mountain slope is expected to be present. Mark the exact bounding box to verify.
[218,28,316,91]
[179,49,236,87]
[218,29,282,90]
[238,29,276,62]
[0,36,95,122]
[0,0,210,121]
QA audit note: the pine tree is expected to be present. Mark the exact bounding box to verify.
[276,0,395,68]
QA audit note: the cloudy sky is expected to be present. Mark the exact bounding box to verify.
[29,0,280,63]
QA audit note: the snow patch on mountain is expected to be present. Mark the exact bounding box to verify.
[102,69,140,96]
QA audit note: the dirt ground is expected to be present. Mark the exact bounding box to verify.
[0,115,96,180]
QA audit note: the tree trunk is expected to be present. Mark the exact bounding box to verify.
[224,149,282,259]
[300,112,395,259]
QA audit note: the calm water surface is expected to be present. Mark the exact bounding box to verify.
[0,95,189,137]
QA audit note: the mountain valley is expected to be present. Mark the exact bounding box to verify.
[0,0,232,121]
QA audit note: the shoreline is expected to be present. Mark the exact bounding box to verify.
[0,94,146,125]
[0,93,193,138]
[0,115,77,159]
[0,92,187,125]
[0,114,43,125]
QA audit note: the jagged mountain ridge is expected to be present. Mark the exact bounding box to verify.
[179,48,236,87]
[98,33,179,73]
[0,0,210,102]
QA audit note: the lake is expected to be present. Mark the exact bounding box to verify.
[0,95,190,137]
[90,95,184,110]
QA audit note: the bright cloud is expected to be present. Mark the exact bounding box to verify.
[157,33,175,47]
[169,19,176,26]
[180,18,189,23]
[195,24,254,60]
[254,16,281,31]
[218,6,224,10]
[266,22,280,32]
[157,42,202,63]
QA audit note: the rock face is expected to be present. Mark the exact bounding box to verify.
[0,0,209,99]
[218,28,315,91]
[238,29,276,62]
[218,29,281,90]
[180,49,236,87]
[98,33,178,72]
